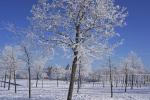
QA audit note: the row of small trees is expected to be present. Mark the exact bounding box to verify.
[0,45,90,96]
[0,45,149,99]
[90,51,147,97]
[0,45,48,98]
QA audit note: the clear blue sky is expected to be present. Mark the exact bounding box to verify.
[0,0,150,68]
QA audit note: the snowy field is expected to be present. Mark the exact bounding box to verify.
[0,80,150,100]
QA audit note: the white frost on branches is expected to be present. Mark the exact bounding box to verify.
[29,0,127,64]
[121,51,145,74]
[32,55,48,78]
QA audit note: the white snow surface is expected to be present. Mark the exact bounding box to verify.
[0,80,150,100]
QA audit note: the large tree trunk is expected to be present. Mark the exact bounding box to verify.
[67,24,80,100]
[14,70,17,93]
[67,52,78,100]
[77,78,80,93]
[77,65,81,93]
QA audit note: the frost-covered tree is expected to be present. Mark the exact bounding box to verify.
[46,66,53,79]
[29,0,127,99]
[76,55,92,93]
[48,65,66,87]
[65,64,71,82]
[1,45,21,93]
[0,53,7,88]
[51,65,66,79]
[32,56,48,87]
[121,51,145,75]
[19,44,32,98]
[41,72,48,88]
[121,51,145,90]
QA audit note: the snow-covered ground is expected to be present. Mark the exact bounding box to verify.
[0,80,150,100]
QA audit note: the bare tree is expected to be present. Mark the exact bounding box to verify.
[21,45,32,98]
[124,63,128,92]
[108,57,113,98]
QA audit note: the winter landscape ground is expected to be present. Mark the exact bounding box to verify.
[0,80,150,100]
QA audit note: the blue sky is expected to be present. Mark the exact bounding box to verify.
[0,0,150,68]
